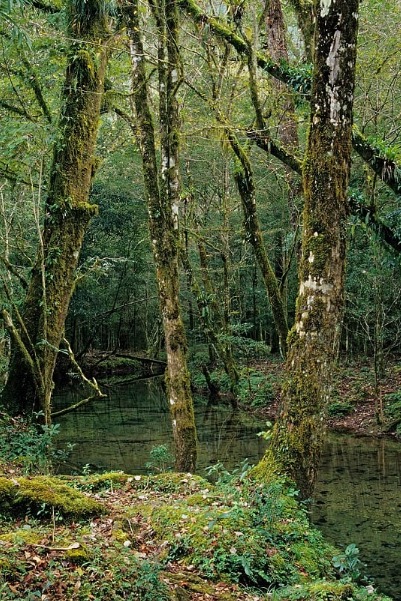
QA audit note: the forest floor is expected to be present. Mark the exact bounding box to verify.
[0,469,392,601]
[253,356,401,439]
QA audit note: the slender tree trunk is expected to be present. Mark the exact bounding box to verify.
[286,0,314,62]
[1,0,110,420]
[125,0,197,472]
[266,0,301,352]
[224,128,288,357]
[254,0,360,499]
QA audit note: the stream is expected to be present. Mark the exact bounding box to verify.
[54,377,401,600]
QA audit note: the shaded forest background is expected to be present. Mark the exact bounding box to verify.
[0,0,400,411]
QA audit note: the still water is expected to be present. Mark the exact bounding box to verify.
[54,377,267,474]
[54,378,401,599]
[312,433,401,600]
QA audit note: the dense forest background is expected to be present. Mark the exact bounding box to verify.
[1,0,400,359]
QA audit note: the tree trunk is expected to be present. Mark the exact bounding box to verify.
[254,0,360,499]
[1,0,109,421]
[125,0,197,472]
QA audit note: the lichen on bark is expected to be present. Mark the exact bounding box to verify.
[125,0,197,472]
[1,0,111,420]
[255,0,360,499]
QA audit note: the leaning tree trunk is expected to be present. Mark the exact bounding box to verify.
[254,0,360,499]
[125,0,197,472]
[1,0,110,421]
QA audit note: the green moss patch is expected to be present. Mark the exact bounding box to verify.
[0,475,105,517]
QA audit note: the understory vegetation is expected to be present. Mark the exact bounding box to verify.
[0,451,393,601]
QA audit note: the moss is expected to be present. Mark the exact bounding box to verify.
[78,471,130,492]
[0,528,42,546]
[65,543,90,564]
[271,580,366,600]
[248,448,282,483]
[0,475,105,517]
[133,472,209,494]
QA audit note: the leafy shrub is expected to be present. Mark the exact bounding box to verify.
[383,390,401,422]
[0,413,73,475]
[332,543,365,582]
[237,368,277,408]
[328,401,354,417]
[145,444,173,473]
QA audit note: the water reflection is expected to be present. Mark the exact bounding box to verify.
[53,377,267,475]
[312,433,401,600]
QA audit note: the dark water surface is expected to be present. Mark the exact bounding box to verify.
[54,377,267,474]
[312,433,401,600]
[54,379,401,599]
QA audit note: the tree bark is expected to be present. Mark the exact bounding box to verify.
[1,0,110,421]
[254,0,360,499]
[125,0,197,472]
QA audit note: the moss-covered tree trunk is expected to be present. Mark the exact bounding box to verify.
[224,127,288,357]
[1,0,110,421]
[126,0,197,472]
[255,0,360,499]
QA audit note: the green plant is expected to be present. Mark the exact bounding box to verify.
[145,444,173,474]
[383,390,401,420]
[328,401,354,417]
[152,468,334,588]
[83,549,170,601]
[204,458,251,484]
[0,413,73,475]
[237,368,277,407]
[332,543,365,582]
[257,420,274,441]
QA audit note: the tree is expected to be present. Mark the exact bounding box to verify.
[123,0,198,472]
[254,0,360,498]
[1,0,111,422]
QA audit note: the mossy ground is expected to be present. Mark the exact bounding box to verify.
[0,468,392,600]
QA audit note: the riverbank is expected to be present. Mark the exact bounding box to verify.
[0,467,393,601]
[245,357,401,439]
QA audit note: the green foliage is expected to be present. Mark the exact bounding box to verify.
[150,468,335,587]
[0,413,73,475]
[332,543,365,583]
[383,390,401,434]
[204,458,251,485]
[328,401,354,417]
[237,368,277,408]
[0,539,169,600]
[145,444,174,474]
[78,549,170,601]
[271,580,389,601]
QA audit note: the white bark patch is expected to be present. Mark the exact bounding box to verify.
[308,251,315,264]
[327,31,341,86]
[161,151,168,180]
[170,398,175,406]
[320,0,332,18]
[171,69,178,83]
[129,42,142,67]
[300,275,334,296]
[326,30,342,125]
[172,202,179,229]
